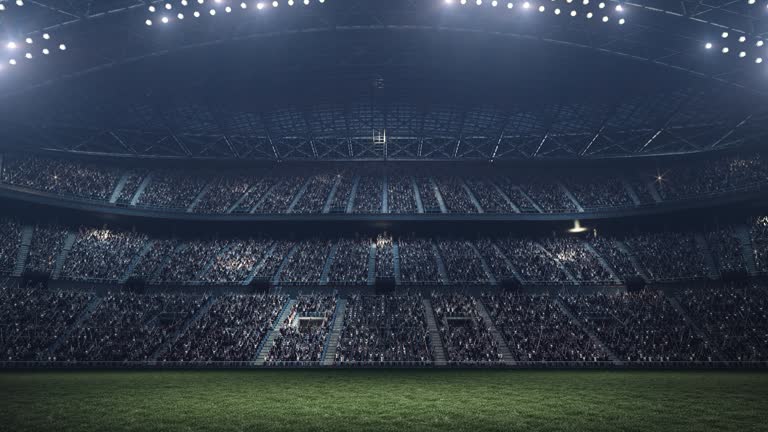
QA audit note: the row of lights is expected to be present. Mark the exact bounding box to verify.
[704,31,766,64]
[0,0,25,11]
[145,0,326,25]
[444,0,627,25]
[3,33,67,69]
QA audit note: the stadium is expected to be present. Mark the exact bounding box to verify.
[1,0,768,431]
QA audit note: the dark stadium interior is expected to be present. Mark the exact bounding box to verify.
[2,1,768,431]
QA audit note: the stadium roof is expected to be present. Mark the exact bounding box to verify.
[0,0,767,161]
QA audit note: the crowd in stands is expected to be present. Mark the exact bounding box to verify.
[623,232,708,281]
[398,238,440,283]
[265,294,337,364]
[588,237,641,282]
[543,237,615,283]
[374,234,394,279]
[327,238,370,284]
[352,177,383,214]
[751,216,768,273]
[136,172,209,210]
[0,281,766,366]
[25,225,68,274]
[387,175,418,213]
[678,284,768,361]
[2,214,767,286]
[431,293,501,363]
[434,177,478,213]
[162,294,287,362]
[336,294,432,364]
[202,239,273,284]
[436,239,489,283]
[0,220,21,274]
[61,228,147,281]
[4,152,767,215]
[2,155,120,200]
[54,292,206,362]
[706,229,746,274]
[483,293,608,362]
[563,291,712,362]
[0,283,93,361]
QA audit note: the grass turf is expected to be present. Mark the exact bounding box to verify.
[1,370,767,432]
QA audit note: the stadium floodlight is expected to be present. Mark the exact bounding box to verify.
[568,220,588,234]
[25,37,32,44]
[8,59,16,65]
[42,33,50,40]
[739,51,746,58]
[145,19,153,25]
[42,48,49,55]
[756,57,763,64]
[757,40,764,47]
[194,10,200,17]
[209,8,215,15]
[705,42,713,49]
[241,2,247,8]
[58,43,66,50]
[225,5,232,12]
[15,0,23,6]
[722,32,729,38]
[272,1,279,6]
[148,5,156,12]
[722,47,729,53]
[161,16,169,23]
[0,4,5,11]
[177,12,184,19]
[6,41,16,49]
[24,52,31,59]
[618,18,625,25]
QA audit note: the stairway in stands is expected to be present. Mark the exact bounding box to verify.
[476,301,515,365]
[430,241,449,284]
[51,232,77,280]
[555,298,622,365]
[734,225,759,276]
[392,241,401,285]
[319,241,339,286]
[367,243,376,286]
[151,296,218,361]
[468,241,497,285]
[694,233,721,279]
[47,296,103,357]
[613,239,650,282]
[12,225,34,277]
[109,173,130,204]
[665,295,723,362]
[422,299,447,366]
[322,299,348,366]
[120,239,154,283]
[254,299,296,366]
[582,241,621,284]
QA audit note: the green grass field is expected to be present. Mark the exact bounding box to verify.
[1,370,767,432]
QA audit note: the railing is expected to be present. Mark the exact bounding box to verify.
[1,360,766,369]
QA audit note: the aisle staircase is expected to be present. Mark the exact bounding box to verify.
[47,296,102,357]
[734,225,759,276]
[120,239,154,283]
[694,233,721,279]
[461,180,484,213]
[431,241,449,284]
[286,178,312,213]
[476,301,515,365]
[582,241,621,284]
[12,225,34,277]
[243,243,277,285]
[322,299,347,366]
[620,177,642,206]
[367,243,376,286]
[535,241,578,283]
[254,299,296,366]
[323,176,342,214]
[430,178,448,213]
[319,241,339,285]
[345,176,360,214]
[51,232,77,280]
[187,182,213,212]
[422,299,447,366]
[151,296,217,361]
[468,241,497,285]
[411,177,425,214]
[613,240,650,282]
[554,298,622,365]
[557,181,585,213]
[109,173,130,204]
[665,295,723,362]
[393,241,401,284]
[130,174,152,206]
